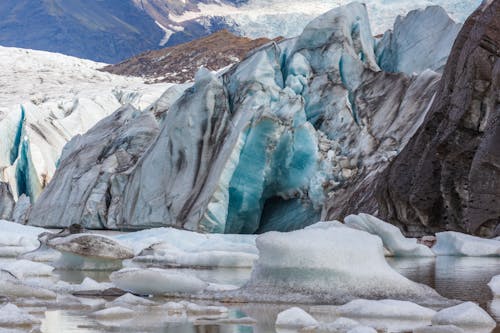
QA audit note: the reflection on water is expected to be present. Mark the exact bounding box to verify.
[388,256,500,307]
[2,256,500,333]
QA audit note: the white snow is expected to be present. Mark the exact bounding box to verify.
[488,275,500,297]
[432,232,500,256]
[110,267,208,295]
[275,307,318,328]
[168,0,480,38]
[431,302,496,328]
[0,303,40,326]
[344,214,435,257]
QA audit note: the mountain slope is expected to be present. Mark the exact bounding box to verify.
[101,30,278,83]
[0,0,164,63]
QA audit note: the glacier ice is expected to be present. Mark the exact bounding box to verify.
[234,226,447,304]
[432,232,500,256]
[0,46,170,203]
[375,6,462,74]
[347,327,377,333]
[92,307,135,320]
[106,293,156,308]
[275,307,318,328]
[0,303,40,326]
[335,299,436,320]
[110,267,208,295]
[27,2,444,233]
[0,259,53,279]
[431,302,496,329]
[0,219,43,257]
[488,275,500,297]
[413,326,466,333]
[47,233,134,270]
[344,213,435,257]
[0,271,56,299]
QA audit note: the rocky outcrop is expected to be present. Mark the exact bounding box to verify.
[325,0,500,237]
[101,30,278,83]
[0,182,14,220]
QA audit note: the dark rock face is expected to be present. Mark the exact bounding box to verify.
[325,0,500,237]
[0,182,15,220]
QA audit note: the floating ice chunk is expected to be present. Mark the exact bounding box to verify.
[163,301,186,313]
[305,221,345,230]
[19,246,60,262]
[432,232,500,256]
[347,326,377,333]
[106,293,155,308]
[206,283,239,292]
[0,220,44,257]
[275,307,318,328]
[315,317,360,332]
[413,325,465,333]
[336,299,436,320]
[0,303,40,326]
[182,301,228,315]
[488,275,500,297]
[0,271,56,299]
[431,302,496,328]
[75,277,114,292]
[240,227,446,304]
[344,214,434,257]
[92,307,135,320]
[1,259,53,279]
[110,268,208,295]
[49,234,134,270]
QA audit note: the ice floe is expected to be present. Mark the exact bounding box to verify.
[488,275,500,297]
[0,259,53,279]
[0,303,40,326]
[110,267,208,295]
[431,302,496,328]
[432,232,500,256]
[275,307,318,328]
[344,214,435,257]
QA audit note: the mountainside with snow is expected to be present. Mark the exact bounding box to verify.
[0,0,482,62]
[0,46,171,206]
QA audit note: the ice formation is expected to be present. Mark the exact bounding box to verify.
[0,259,53,279]
[0,271,56,299]
[488,275,500,297]
[344,214,435,257]
[0,46,170,203]
[0,220,43,257]
[275,307,318,328]
[106,293,156,308]
[110,268,208,295]
[432,232,500,256]
[431,302,496,328]
[0,303,40,326]
[48,233,134,270]
[115,227,257,267]
[92,307,136,320]
[29,2,443,233]
[347,327,377,333]
[234,226,447,304]
[335,299,436,320]
[414,326,465,333]
[375,6,462,74]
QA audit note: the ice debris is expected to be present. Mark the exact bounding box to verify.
[431,302,496,328]
[110,267,208,295]
[0,303,40,326]
[344,214,435,257]
[432,232,500,256]
[275,307,318,328]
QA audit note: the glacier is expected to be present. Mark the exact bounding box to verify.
[0,46,171,206]
[27,2,451,233]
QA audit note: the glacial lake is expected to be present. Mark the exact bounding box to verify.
[3,257,500,333]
